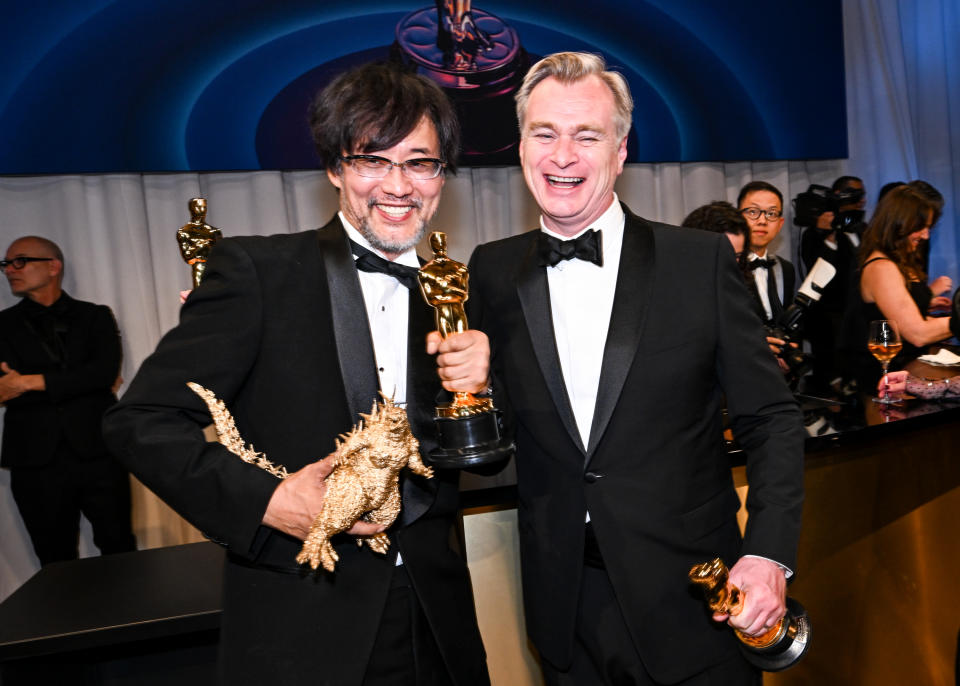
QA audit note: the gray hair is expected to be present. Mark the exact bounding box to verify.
[515,52,634,141]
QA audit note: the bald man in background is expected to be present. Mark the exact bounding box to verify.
[1,236,135,566]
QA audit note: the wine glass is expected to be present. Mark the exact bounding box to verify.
[868,320,903,404]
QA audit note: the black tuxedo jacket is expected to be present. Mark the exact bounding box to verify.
[103,218,487,686]
[0,293,121,468]
[468,207,804,683]
[746,254,797,323]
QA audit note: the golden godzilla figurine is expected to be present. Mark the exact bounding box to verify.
[187,382,433,572]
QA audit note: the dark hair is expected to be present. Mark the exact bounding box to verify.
[859,185,937,281]
[309,62,460,175]
[831,175,863,192]
[682,201,750,271]
[736,181,783,209]
[877,181,905,204]
[906,179,944,226]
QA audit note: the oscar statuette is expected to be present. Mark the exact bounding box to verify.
[176,197,223,288]
[418,231,514,468]
[689,558,811,671]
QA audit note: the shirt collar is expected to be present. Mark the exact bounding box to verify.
[19,291,70,314]
[338,211,421,269]
[539,193,625,244]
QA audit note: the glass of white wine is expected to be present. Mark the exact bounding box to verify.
[868,320,903,404]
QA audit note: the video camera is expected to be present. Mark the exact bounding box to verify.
[792,184,866,233]
[766,258,837,385]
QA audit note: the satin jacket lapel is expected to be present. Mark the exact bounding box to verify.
[516,235,586,455]
[744,271,766,322]
[587,209,655,458]
[316,220,379,423]
[779,256,795,302]
[399,283,439,526]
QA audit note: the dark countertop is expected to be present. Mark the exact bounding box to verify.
[462,350,960,508]
[797,352,960,455]
[0,542,224,661]
[2,354,956,660]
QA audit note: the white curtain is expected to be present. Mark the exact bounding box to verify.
[1,0,957,602]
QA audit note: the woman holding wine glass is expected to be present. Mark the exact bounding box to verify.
[840,184,957,393]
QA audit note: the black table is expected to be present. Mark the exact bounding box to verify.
[0,542,223,685]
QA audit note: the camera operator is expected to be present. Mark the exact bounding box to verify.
[795,176,867,394]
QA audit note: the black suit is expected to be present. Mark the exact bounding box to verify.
[745,255,796,324]
[0,293,135,564]
[468,207,804,683]
[103,219,488,686]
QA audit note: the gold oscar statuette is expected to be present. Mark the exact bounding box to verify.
[689,558,811,672]
[177,197,223,288]
[418,231,514,468]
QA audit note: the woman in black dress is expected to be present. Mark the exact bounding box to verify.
[841,184,955,390]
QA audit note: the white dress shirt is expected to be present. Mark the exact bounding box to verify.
[340,212,419,565]
[543,196,624,451]
[340,212,418,405]
[747,251,785,321]
[541,196,624,526]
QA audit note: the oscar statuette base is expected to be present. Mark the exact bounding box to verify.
[429,410,515,469]
[738,597,811,672]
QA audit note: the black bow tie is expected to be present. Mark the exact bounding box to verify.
[747,257,778,271]
[350,240,420,289]
[538,229,603,268]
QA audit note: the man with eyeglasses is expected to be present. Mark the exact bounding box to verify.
[1,236,136,566]
[104,63,491,686]
[736,181,797,325]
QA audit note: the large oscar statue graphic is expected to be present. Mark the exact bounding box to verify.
[689,558,811,671]
[418,231,513,468]
[394,3,527,163]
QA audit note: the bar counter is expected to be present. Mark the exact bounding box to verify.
[766,354,960,685]
[1,355,958,685]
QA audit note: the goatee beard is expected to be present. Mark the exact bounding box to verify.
[359,218,428,256]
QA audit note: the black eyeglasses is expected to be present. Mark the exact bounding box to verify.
[0,256,53,269]
[741,207,782,221]
[340,154,445,180]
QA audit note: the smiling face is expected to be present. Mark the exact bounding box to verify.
[739,190,784,256]
[519,75,627,237]
[328,116,445,259]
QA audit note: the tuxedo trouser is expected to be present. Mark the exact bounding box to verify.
[10,440,136,566]
[362,563,454,686]
[541,563,759,686]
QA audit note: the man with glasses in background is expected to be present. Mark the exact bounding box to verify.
[738,182,800,371]
[737,181,797,325]
[1,236,135,566]
[104,62,491,686]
